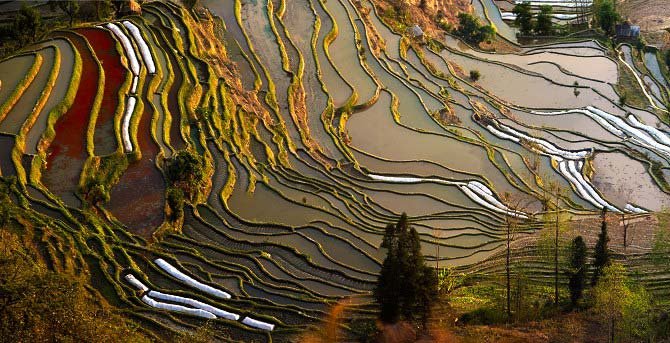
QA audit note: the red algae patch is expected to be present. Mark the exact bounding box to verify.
[42,32,100,207]
[79,27,129,156]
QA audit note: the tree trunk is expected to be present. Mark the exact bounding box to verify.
[506,222,511,320]
[554,196,559,306]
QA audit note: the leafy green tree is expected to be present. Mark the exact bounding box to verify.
[477,25,496,43]
[48,0,80,27]
[374,214,438,327]
[567,236,587,307]
[535,5,553,35]
[456,13,481,42]
[592,209,610,285]
[594,0,619,35]
[13,4,42,43]
[455,13,496,44]
[593,263,652,342]
[512,2,533,35]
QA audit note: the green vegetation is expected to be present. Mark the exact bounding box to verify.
[13,4,43,44]
[594,0,619,35]
[592,211,611,285]
[535,6,553,36]
[567,236,587,307]
[455,13,496,45]
[593,263,653,342]
[469,69,480,81]
[374,214,437,326]
[0,228,149,342]
[512,2,533,35]
[48,1,80,27]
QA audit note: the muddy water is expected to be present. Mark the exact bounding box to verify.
[644,51,669,89]
[42,33,100,208]
[322,0,377,103]
[0,54,35,108]
[1,47,55,135]
[284,0,345,161]
[592,151,670,211]
[313,0,353,107]
[25,39,75,154]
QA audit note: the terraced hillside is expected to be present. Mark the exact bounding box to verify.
[1,0,670,341]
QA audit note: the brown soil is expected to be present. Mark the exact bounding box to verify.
[619,0,670,48]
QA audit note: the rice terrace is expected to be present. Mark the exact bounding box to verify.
[1,0,670,342]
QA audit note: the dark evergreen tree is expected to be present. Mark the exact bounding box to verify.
[512,2,533,35]
[592,210,610,285]
[568,236,587,307]
[374,214,438,326]
[13,4,42,43]
[535,5,553,35]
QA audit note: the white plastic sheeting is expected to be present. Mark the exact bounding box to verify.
[131,75,138,94]
[141,295,216,319]
[123,21,156,74]
[498,124,590,160]
[148,291,239,320]
[104,23,140,76]
[368,174,528,218]
[486,125,520,142]
[154,258,232,299]
[625,203,647,214]
[241,317,275,331]
[627,114,670,146]
[125,274,149,292]
[122,96,136,152]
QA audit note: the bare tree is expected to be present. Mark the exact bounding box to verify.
[502,192,534,320]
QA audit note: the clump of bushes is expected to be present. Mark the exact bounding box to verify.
[164,150,205,221]
[470,69,481,81]
[455,13,496,45]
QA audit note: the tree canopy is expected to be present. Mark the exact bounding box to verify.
[567,236,587,307]
[374,213,438,325]
[455,13,496,44]
[535,5,553,35]
[594,0,619,35]
[592,212,610,285]
[513,2,533,35]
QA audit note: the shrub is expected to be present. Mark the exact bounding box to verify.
[513,2,533,35]
[455,13,495,44]
[470,70,481,81]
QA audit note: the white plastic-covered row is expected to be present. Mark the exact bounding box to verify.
[627,114,670,147]
[123,21,156,74]
[141,295,216,319]
[122,96,136,152]
[500,124,589,160]
[624,203,647,214]
[154,258,232,299]
[555,158,618,212]
[368,174,527,218]
[104,23,140,75]
[587,107,670,155]
[462,183,528,218]
[501,12,579,20]
[242,317,275,331]
[148,291,239,320]
[131,75,138,94]
[486,125,520,142]
[125,274,149,292]
[533,107,670,157]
